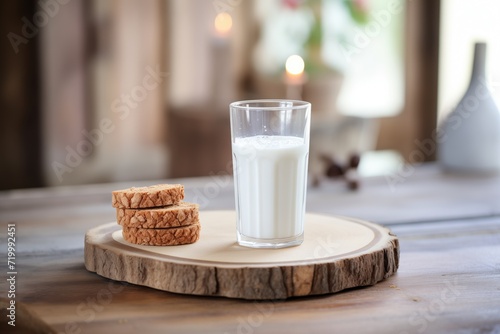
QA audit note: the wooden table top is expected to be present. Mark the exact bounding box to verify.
[1,163,499,333]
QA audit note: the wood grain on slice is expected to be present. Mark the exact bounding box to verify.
[85,211,399,300]
[117,202,199,228]
[111,184,184,209]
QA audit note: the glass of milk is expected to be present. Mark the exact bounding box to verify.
[230,100,311,248]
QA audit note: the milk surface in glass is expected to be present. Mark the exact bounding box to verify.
[232,135,308,240]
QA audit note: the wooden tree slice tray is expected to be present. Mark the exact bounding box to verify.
[85,211,399,300]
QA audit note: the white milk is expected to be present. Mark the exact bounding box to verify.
[232,135,309,239]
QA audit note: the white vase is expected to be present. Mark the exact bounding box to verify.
[438,42,500,173]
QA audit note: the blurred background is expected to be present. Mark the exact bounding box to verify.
[1,0,499,190]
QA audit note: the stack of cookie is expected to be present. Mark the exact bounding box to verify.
[112,184,200,246]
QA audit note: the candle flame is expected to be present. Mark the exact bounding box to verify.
[214,13,232,35]
[285,55,305,76]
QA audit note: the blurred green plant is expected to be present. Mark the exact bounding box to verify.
[285,0,370,75]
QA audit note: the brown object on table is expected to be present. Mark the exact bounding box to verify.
[117,202,199,228]
[85,211,399,300]
[319,153,361,190]
[122,223,201,246]
[111,184,184,209]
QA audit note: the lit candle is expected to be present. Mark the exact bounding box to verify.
[212,12,234,111]
[214,12,232,39]
[285,55,307,100]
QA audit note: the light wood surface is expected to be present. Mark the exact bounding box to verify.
[85,212,399,300]
[1,163,499,333]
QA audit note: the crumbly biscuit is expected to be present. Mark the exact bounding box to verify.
[112,184,184,209]
[117,202,199,228]
[122,223,201,246]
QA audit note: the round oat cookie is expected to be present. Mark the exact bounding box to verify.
[122,223,201,246]
[112,184,184,209]
[117,202,199,228]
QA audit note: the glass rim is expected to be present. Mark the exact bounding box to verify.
[230,99,310,111]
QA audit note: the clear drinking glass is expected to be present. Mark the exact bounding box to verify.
[230,100,311,248]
